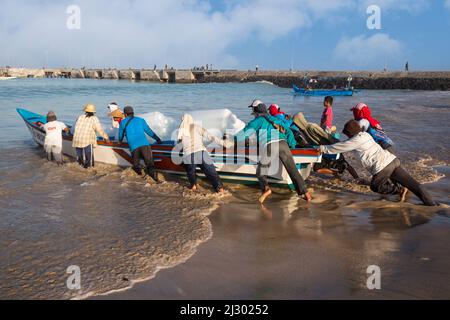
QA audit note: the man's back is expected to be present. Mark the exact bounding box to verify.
[120,116,158,152]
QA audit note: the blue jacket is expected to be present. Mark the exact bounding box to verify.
[368,127,393,146]
[118,116,160,152]
[235,115,297,149]
[273,114,299,132]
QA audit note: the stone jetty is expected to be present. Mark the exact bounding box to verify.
[1,67,449,90]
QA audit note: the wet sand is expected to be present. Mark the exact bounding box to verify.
[95,176,450,300]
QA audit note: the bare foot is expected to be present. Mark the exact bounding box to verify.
[316,168,335,175]
[258,188,272,204]
[303,191,312,202]
[217,187,225,193]
[190,184,198,192]
[400,187,409,202]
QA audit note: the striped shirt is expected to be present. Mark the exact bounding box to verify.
[72,115,108,148]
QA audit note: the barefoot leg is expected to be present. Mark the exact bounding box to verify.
[259,188,272,204]
[400,187,409,202]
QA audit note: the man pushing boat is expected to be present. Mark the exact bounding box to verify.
[321,120,436,206]
[234,100,312,203]
[119,106,162,181]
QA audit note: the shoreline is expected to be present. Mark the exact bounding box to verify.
[2,67,450,90]
[74,200,222,300]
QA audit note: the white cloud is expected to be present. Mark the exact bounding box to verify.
[0,0,430,69]
[0,0,355,69]
[334,33,402,68]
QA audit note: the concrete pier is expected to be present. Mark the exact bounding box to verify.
[1,67,449,90]
[141,70,160,81]
[102,69,119,80]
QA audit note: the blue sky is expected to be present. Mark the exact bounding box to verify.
[1,0,449,70]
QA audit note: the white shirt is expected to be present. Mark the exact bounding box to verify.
[43,121,67,147]
[320,132,396,175]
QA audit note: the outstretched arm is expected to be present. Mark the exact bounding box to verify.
[320,135,363,154]
[234,118,261,142]
[202,127,233,148]
[118,121,125,142]
[94,117,110,142]
[284,127,297,149]
[143,121,161,143]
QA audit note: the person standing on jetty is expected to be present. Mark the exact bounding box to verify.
[235,100,312,203]
[177,114,231,193]
[118,106,162,180]
[42,111,69,165]
[72,104,110,168]
[320,120,436,206]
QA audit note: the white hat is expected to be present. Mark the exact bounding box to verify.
[107,102,119,113]
[248,99,264,108]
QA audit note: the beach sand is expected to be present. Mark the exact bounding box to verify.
[94,182,450,300]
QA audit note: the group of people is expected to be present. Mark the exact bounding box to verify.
[40,97,436,207]
[259,97,434,206]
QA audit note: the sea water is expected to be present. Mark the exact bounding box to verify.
[0,78,449,299]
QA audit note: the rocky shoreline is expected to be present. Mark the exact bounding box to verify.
[1,67,449,90]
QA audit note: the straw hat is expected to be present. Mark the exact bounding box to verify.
[84,103,96,113]
[109,108,125,118]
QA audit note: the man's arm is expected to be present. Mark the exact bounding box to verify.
[320,135,363,154]
[234,118,261,141]
[118,120,125,142]
[284,127,297,149]
[143,120,161,143]
[202,127,233,148]
[61,122,70,133]
[94,117,110,142]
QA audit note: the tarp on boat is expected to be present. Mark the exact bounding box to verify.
[85,108,246,141]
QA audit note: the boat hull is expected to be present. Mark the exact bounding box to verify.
[17,108,323,188]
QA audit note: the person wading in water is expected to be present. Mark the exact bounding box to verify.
[118,106,162,181]
[72,104,110,168]
[235,100,312,204]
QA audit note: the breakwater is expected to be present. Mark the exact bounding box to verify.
[1,67,450,90]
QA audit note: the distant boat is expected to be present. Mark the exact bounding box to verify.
[292,84,354,97]
[0,76,17,80]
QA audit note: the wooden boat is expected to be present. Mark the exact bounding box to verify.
[293,84,353,97]
[17,108,324,189]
